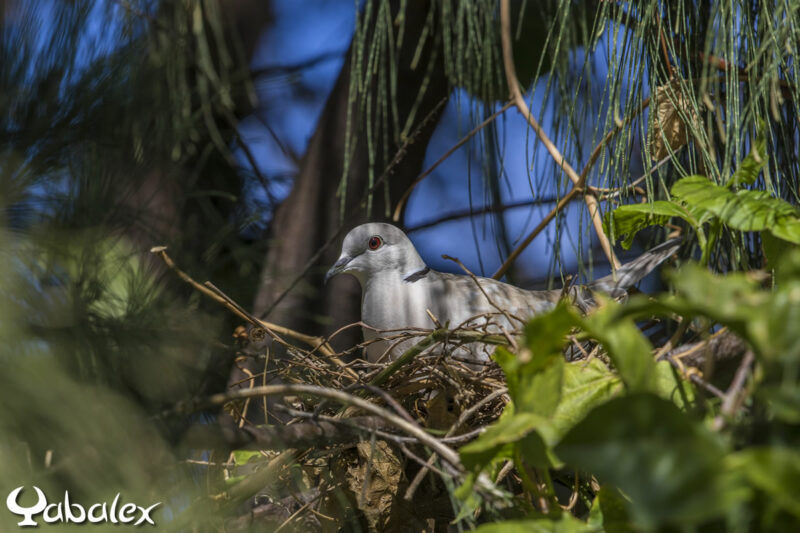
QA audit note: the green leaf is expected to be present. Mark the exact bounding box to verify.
[770,214,800,244]
[460,405,552,470]
[544,359,623,445]
[495,304,573,414]
[671,175,730,212]
[604,201,696,249]
[729,126,767,186]
[556,394,745,528]
[671,176,800,244]
[473,514,598,533]
[580,301,657,393]
[663,264,800,363]
[522,303,577,357]
[759,385,800,423]
[762,231,791,270]
[663,264,765,338]
[232,450,263,465]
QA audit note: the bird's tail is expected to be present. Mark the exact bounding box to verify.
[589,237,682,297]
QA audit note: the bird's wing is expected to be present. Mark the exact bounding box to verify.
[424,271,558,326]
[589,237,682,297]
[418,238,680,329]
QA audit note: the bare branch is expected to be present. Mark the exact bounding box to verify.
[175,383,464,471]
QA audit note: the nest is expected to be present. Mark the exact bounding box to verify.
[218,321,516,531]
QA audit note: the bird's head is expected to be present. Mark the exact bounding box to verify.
[325,223,426,285]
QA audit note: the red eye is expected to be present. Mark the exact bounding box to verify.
[368,236,382,250]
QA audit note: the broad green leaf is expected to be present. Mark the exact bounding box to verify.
[727,447,800,518]
[495,304,573,414]
[770,215,800,244]
[726,190,800,239]
[663,264,800,363]
[473,514,598,533]
[762,231,790,269]
[775,246,800,281]
[604,201,703,249]
[544,359,623,445]
[664,264,766,340]
[759,277,800,364]
[604,201,676,249]
[460,405,552,470]
[671,176,800,244]
[522,302,577,357]
[494,346,565,417]
[671,175,731,213]
[455,407,541,508]
[556,394,745,528]
[580,300,657,393]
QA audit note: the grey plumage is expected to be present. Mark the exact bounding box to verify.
[326,223,680,362]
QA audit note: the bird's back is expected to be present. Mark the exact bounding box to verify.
[362,269,560,362]
[360,238,681,362]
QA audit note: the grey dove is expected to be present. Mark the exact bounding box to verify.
[326,223,680,363]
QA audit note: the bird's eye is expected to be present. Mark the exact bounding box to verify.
[368,236,382,250]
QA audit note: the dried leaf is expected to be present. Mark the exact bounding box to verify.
[346,440,405,531]
[648,80,699,160]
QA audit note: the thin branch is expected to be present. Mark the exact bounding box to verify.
[492,187,580,279]
[406,195,559,232]
[150,246,358,380]
[182,416,386,450]
[712,350,755,431]
[661,353,726,400]
[391,100,515,222]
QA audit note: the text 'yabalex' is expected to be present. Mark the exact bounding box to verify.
[6,487,160,527]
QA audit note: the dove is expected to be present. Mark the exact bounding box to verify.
[326,223,680,363]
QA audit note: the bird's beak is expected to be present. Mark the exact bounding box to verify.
[325,256,352,284]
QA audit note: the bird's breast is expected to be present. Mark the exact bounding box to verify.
[361,276,432,330]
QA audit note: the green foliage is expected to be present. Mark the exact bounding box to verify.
[606,131,800,266]
[458,245,800,530]
[603,200,699,249]
[557,394,743,528]
[671,177,800,245]
[578,301,657,393]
